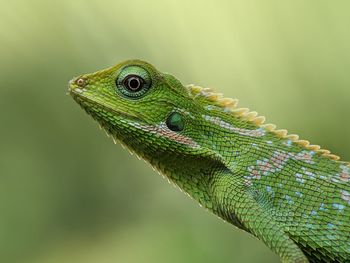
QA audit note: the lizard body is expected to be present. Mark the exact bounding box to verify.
[69,60,350,262]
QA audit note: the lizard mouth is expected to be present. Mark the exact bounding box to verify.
[68,82,145,124]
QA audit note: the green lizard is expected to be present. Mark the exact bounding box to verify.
[69,59,350,263]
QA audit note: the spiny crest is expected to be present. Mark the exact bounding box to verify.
[186,84,347,164]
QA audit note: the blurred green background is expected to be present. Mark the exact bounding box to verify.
[1,1,350,262]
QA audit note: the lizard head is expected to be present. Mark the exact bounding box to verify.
[69,60,203,152]
[69,60,228,206]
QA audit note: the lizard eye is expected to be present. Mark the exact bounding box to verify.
[116,66,151,99]
[123,75,144,92]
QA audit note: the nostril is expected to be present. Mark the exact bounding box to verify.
[76,78,87,87]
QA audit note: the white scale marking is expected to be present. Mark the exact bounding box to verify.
[202,115,265,137]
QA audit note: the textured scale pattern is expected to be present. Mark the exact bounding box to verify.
[188,85,350,262]
[69,60,350,263]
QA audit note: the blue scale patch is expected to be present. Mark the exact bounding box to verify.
[295,191,303,197]
[333,203,345,210]
[319,203,326,211]
[284,195,293,204]
[310,210,317,216]
[327,223,335,229]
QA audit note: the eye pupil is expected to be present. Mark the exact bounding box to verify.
[124,75,143,91]
[129,78,140,90]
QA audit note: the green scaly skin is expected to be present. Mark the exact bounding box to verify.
[69,60,350,263]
